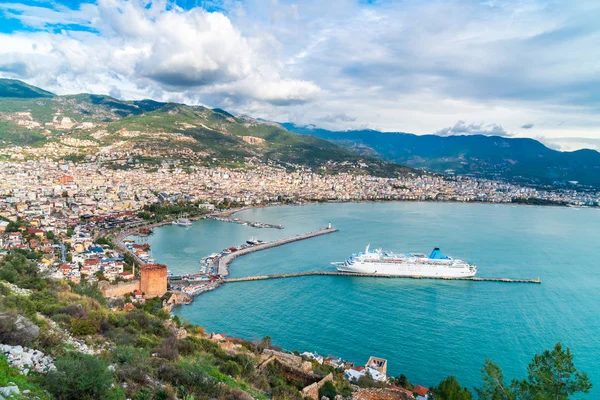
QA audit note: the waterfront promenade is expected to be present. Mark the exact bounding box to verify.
[216,227,338,276]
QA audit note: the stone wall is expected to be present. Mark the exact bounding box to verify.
[301,373,334,400]
[98,280,140,297]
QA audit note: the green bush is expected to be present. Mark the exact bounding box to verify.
[319,380,337,400]
[69,317,100,336]
[45,352,120,400]
[220,360,242,378]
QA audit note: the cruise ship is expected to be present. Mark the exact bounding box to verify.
[332,246,477,277]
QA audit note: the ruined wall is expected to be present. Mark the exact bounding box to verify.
[98,280,140,297]
[140,264,167,298]
[301,373,334,400]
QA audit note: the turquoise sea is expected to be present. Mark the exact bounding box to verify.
[141,202,600,395]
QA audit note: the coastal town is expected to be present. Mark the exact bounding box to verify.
[0,156,597,289]
[0,157,596,399]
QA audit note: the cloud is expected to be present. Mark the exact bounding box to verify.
[317,113,356,123]
[1,0,600,149]
[0,0,320,106]
[435,121,512,137]
[521,123,535,129]
[537,136,600,152]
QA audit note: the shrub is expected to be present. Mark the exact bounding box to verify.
[319,381,337,400]
[45,352,117,400]
[37,329,64,350]
[156,336,179,361]
[69,317,100,336]
[220,360,242,378]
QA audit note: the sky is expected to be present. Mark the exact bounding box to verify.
[1,0,599,151]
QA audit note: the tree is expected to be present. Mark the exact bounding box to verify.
[518,343,591,400]
[45,352,116,399]
[319,380,337,400]
[476,343,592,400]
[431,376,472,400]
[395,373,414,390]
[476,359,515,400]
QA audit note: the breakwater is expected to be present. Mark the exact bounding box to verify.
[205,214,284,229]
[224,272,541,284]
[216,227,338,276]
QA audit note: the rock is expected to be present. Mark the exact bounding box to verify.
[0,313,40,346]
[0,384,20,397]
[321,396,330,400]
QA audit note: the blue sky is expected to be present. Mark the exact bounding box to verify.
[1,0,600,150]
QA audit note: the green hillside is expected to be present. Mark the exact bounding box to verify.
[0,78,55,98]
[0,80,410,177]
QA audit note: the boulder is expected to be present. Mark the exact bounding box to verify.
[0,383,20,397]
[0,313,40,346]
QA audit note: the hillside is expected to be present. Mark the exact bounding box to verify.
[0,80,410,177]
[282,124,600,188]
[0,79,55,99]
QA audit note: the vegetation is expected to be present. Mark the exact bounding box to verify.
[142,202,210,221]
[431,376,473,399]
[475,343,591,400]
[0,79,415,178]
[0,249,593,399]
[0,78,55,99]
[511,197,569,206]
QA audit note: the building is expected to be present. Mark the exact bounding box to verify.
[140,263,167,298]
[366,356,388,375]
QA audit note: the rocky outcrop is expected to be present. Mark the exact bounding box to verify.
[163,291,192,312]
[0,344,55,374]
[0,312,40,346]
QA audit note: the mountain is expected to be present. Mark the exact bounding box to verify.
[0,80,410,177]
[0,78,55,98]
[282,124,600,188]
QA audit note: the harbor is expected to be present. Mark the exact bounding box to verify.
[166,224,339,296]
[216,226,338,276]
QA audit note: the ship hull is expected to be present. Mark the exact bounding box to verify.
[336,261,476,278]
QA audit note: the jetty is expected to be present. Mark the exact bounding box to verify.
[217,227,338,276]
[224,272,541,284]
[205,215,284,229]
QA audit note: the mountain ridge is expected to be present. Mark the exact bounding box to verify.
[0,79,410,177]
[281,123,600,188]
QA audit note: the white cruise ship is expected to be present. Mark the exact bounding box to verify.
[332,246,477,278]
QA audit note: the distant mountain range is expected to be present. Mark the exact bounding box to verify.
[282,124,600,188]
[0,79,408,177]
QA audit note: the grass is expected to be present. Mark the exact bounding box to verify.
[0,356,47,398]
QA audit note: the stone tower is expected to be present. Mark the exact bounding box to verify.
[140,264,168,298]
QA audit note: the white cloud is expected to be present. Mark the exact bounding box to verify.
[1,0,600,150]
[435,120,512,137]
[0,0,320,105]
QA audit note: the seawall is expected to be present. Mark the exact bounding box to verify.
[216,228,338,277]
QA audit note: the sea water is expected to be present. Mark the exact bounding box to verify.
[144,202,599,395]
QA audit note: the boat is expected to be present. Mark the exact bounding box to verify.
[173,212,192,226]
[332,246,477,277]
[246,237,260,245]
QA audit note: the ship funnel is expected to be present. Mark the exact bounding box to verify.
[429,247,449,259]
